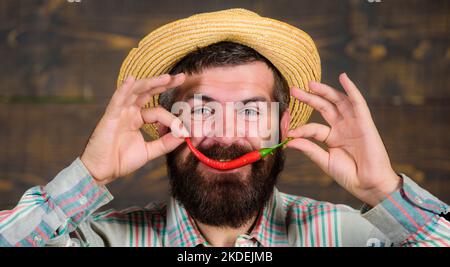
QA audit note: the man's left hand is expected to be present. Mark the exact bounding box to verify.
[287,73,401,207]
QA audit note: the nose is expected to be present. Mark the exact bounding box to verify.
[209,104,242,147]
[209,136,241,148]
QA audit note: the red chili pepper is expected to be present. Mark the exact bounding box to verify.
[184,137,292,170]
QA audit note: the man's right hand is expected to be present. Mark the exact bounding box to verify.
[80,73,188,186]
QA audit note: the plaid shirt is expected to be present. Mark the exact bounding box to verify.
[0,157,449,247]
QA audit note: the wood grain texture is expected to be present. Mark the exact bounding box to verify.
[0,0,448,210]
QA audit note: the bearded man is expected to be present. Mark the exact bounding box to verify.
[0,9,448,247]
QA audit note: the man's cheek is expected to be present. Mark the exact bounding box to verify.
[245,116,278,147]
[235,120,265,141]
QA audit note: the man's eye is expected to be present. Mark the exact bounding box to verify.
[192,106,213,117]
[239,107,259,118]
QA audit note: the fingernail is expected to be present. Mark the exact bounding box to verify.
[172,129,187,139]
[156,74,170,80]
[174,73,185,79]
[175,125,189,138]
[181,127,189,138]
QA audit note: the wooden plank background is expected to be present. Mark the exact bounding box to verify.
[0,0,449,210]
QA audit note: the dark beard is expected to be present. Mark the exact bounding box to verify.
[166,142,285,228]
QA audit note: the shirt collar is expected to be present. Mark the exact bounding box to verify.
[166,196,207,247]
[248,187,289,247]
[165,187,289,247]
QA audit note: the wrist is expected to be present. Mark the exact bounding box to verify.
[364,171,402,207]
[80,154,107,186]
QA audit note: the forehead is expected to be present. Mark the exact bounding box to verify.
[177,61,275,102]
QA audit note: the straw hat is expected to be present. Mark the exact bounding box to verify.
[117,8,321,140]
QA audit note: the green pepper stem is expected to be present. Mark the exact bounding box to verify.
[258,137,293,158]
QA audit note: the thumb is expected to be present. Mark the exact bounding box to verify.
[145,132,185,161]
[287,138,330,173]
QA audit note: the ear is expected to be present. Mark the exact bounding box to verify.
[280,110,291,141]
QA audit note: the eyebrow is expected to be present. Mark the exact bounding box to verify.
[183,90,270,105]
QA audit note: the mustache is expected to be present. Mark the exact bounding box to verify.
[196,143,253,161]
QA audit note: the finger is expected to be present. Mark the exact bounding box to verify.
[286,138,329,173]
[133,77,182,108]
[309,81,355,117]
[111,76,135,105]
[163,73,186,90]
[133,73,185,95]
[105,76,135,117]
[134,86,167,108]
[117,74,170,105]
[291,87,341,125]
[126,73,186,106]
[130,74,169,96]
[141,107,189,138]
[145,132,186,161]
[287,123,331,144]
[124,76,166,106]
[339,73,370,116]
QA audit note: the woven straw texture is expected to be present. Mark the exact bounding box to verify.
[117,8,321,140]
